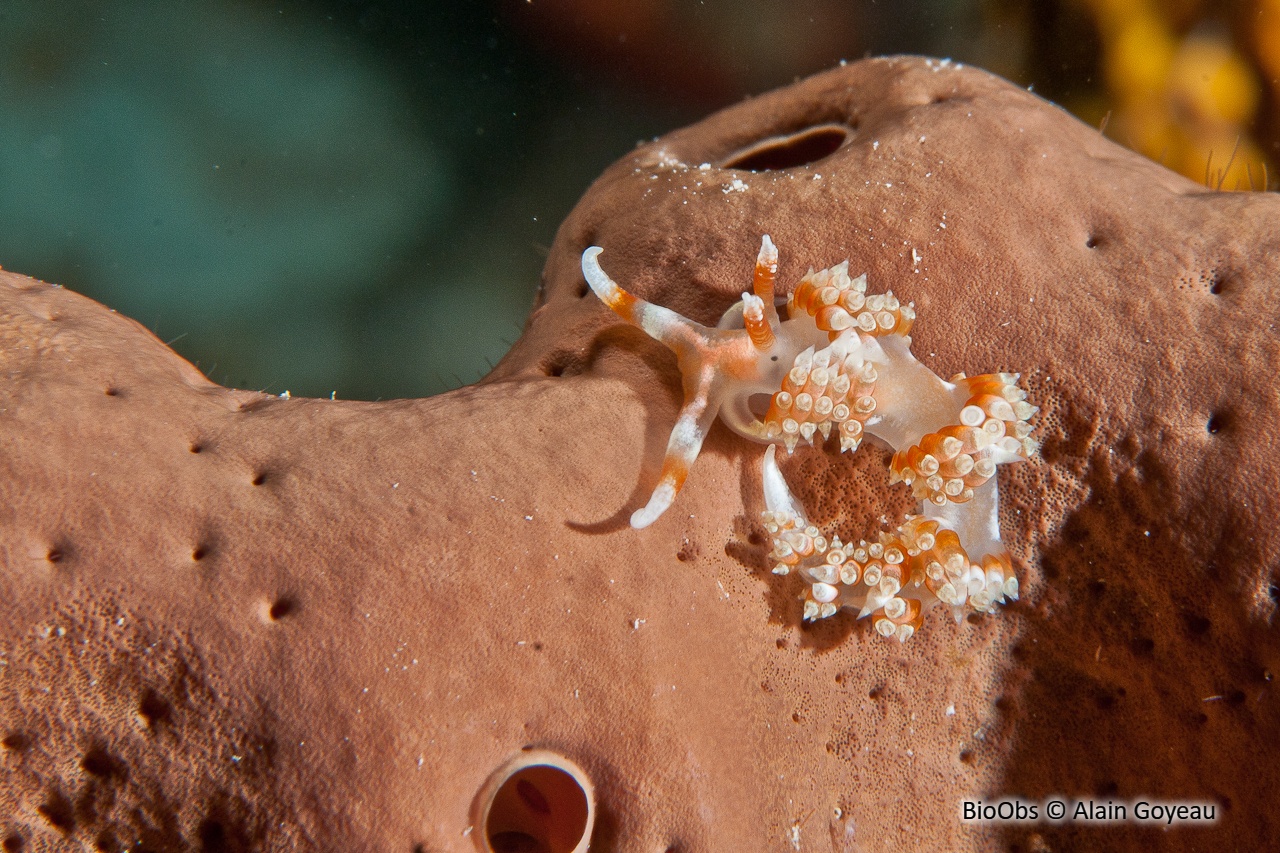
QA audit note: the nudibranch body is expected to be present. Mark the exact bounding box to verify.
[581,238,1036,640]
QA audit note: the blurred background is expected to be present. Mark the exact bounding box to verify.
[1,0,1277,400]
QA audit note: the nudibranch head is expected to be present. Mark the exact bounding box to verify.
[582,238,1036,639]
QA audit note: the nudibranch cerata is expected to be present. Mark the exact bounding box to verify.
[581,237,1037,640]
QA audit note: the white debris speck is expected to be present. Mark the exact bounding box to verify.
[872,140,880,151]
[524,515,533,521]
[698,162,711,170]
[946,704,956,716]
[632,618,646,630]
[723,178,748,194]
[655,150,684,169]
[912,248,922,266]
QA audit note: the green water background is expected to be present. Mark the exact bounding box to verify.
[0,0,1093,400]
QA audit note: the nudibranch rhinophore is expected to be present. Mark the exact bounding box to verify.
[581,237,1037,640]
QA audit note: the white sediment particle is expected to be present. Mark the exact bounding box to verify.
[723,178,748,193]
[655,150,684,169]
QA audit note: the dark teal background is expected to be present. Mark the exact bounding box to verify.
[0,0,1064,400]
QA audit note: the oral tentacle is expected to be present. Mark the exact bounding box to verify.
[630,371,721,529]
[582,247,706,353]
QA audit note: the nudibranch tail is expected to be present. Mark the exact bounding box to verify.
[762,444,805,519]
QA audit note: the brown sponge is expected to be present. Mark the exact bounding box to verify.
[3,56,1278,852]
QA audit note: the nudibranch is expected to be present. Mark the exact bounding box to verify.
[581,237,1036,640]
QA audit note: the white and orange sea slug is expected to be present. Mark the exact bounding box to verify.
[581,237,1036,639]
